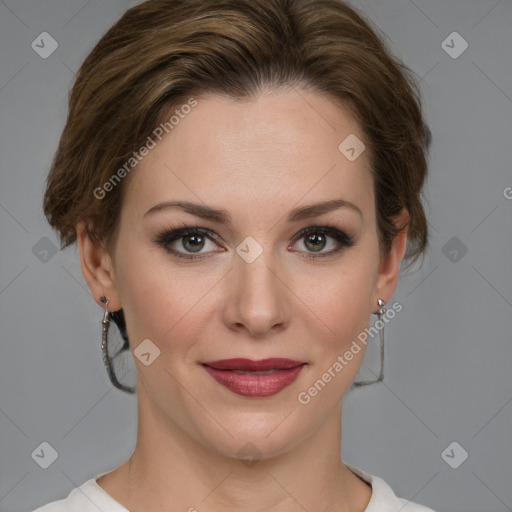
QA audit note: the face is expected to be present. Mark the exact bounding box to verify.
[81,88,405,460]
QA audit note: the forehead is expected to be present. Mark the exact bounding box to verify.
[123,89,374,223]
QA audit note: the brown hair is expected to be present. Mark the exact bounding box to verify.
[43,0,431,270]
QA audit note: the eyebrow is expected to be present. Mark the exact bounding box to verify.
[143,198,363,223]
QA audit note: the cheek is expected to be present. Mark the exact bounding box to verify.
[308,261,375,333]
[300,273,375,400]
[302,258,377,386]
[113,241,214,354]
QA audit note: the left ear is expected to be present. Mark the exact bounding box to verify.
[372,208,409,311]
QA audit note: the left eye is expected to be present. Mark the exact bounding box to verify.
[289,226,355,257]
[155,225,355,260]
[294,231,337,253]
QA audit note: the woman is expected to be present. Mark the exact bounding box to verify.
[34,0,436,510]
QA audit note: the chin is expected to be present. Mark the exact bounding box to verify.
[188,408,314,463]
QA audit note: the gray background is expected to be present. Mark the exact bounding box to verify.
[1,0,511,511]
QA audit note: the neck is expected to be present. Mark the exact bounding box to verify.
[101,390,371,512]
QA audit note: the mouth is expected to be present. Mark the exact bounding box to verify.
[201,358,307,398]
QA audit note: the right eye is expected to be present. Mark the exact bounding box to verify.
[155,225,224,260]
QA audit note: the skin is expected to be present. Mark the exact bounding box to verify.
[77,87,409,512]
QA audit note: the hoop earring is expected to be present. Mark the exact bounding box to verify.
[352,298,387,387]
[100,296,136,394]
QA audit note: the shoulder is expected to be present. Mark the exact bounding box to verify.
[30,473,128,512]
[345,464,438,512]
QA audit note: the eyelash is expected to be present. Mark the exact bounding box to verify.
[154,223,355,261]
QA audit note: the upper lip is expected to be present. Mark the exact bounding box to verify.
[202,358,305,371]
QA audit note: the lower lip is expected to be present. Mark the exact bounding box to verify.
[202,364,306,397]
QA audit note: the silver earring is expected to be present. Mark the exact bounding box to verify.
[100,296,136,394]
[352,298,387,387]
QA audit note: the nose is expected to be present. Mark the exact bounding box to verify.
[221,246,289,338]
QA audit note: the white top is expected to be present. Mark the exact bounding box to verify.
[31,464,437,511]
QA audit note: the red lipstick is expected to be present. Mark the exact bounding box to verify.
[202,358,306,397]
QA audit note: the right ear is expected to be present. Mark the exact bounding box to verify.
[76,220,122,311]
